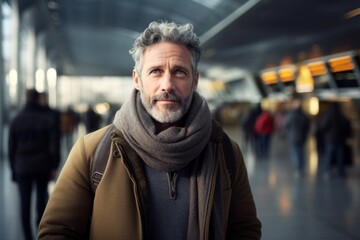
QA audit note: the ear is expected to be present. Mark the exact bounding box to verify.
[193,72,199,91]
[133,69,141,90]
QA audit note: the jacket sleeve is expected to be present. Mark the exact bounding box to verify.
[227,140,262,239]
[38,137,93,239]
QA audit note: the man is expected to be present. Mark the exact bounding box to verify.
[284,99,310,177]
[318,102,352,178]
[241,103,262,155]
[38,92,62,172]
[84,104,101,133]
[38,21,262,239]
[8,89,60,240]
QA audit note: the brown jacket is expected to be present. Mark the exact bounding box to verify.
[38,125,261,239]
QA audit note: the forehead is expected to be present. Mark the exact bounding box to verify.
[142,41,192,67]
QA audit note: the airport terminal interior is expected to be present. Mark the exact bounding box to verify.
[1,0,360,239]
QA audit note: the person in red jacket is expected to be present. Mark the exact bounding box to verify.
[254,109,274,159]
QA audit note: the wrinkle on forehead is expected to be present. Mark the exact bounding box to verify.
[142,42,192,72]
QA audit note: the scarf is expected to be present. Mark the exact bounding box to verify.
[113,89,224,239]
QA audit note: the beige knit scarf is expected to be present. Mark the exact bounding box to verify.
[113,89,224,239]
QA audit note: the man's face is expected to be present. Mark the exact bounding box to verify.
[133,41,199,123]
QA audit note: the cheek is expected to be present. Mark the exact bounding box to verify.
[140,81,157,96]
[146,79,165,92]
[178,82,194,97]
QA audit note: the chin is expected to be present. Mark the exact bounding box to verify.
[152,110,183,123]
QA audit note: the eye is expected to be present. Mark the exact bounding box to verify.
[174,69,186,76]
[150,69,160,75]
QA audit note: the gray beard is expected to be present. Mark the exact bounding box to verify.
[139,90,194,123]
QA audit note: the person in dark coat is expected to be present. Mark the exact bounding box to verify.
[241,103,262,155]
[284,99,311,177]
[84,104,101,133]
[8,89,60,240]
[38,92,61,170]
[318,102,352,178]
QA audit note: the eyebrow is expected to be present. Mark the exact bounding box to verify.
[146,63,191,72]
[171,63,192,72]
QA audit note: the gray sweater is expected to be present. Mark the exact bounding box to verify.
[144,163,190,240]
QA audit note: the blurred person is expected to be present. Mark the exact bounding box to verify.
[38,21,261,239]
[284,99,311,177]
[254,108,274,160]
[273,104,287,141]
[84,104,101,133]
[313,118,325,168]
[60,106,79,153]
[104,104,121,125]
[241,103,262,154]
[317,102,352,178]
[38,92,61,171]
[8,89,60,240]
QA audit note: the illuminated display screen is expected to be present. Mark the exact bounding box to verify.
[266,82,282,93]
[261,71,282,93]
[313,75,332,89]
[328,55,360,88]
[277,66,296,90]
[332,71,359,88]
[306,61,331,89]
[281,80,295,88]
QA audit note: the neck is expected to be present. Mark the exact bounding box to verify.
[155,119,184,134]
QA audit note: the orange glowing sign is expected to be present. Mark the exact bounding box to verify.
[328,56,354,72]
[261,71,278,84]
[307,61,327,76]
[278,67,295,82]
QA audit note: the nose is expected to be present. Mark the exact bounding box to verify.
[160,72,174,92]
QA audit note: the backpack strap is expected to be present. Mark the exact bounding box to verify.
[90,124,115,194]
[211,119,235,183]
[90,122,236,194]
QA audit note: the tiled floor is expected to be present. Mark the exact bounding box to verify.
[1,126,360,239]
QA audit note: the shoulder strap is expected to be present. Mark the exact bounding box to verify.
[91,124,115,194]
[211,120,235,183]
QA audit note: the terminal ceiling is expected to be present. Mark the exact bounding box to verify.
[13,0,360,78]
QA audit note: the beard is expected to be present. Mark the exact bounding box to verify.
[139,89,194,123]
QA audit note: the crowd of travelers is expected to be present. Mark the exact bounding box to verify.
[240,98,353,179]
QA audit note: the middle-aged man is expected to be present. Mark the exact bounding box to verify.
[38,21,262,240]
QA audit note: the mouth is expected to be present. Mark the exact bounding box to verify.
[153,93,181,106]
[157,99,177,103]
[156,99,179,107]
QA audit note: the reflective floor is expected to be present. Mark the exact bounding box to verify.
[1,126,360,240]
[226,127,360,240]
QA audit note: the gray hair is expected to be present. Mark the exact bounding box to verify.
[129,21,202,75]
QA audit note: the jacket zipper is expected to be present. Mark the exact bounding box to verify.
[167,171,178,200]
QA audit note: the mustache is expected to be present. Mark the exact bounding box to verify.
[152,92,182,102]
